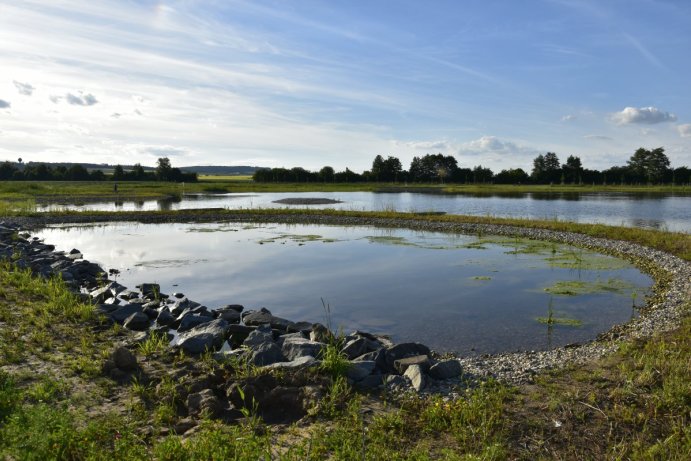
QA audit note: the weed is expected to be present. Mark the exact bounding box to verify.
[137,331,169,357]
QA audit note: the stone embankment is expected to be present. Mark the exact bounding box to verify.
[2,213,689,398]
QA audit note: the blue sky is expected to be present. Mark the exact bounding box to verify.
[1,0,690,172]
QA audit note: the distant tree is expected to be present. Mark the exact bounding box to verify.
[112,164,125,180]
[563,155,583,184]
[627,147,670,184]
[495,168,529,184]
[472,165,494,183]
[531,152,560,183]
[132,163,146,180]
[0,161,18,180]
[319,166,335,183]
[156,157,173,181]
[409,154,458,182]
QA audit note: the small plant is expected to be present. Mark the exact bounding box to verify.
[138,331,169,357]
[236,385,262,431]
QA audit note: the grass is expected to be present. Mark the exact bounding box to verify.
[0,209,689,458]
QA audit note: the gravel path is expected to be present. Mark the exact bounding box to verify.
[14,212,690,388]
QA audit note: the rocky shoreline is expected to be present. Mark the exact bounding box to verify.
[2,213,689,396]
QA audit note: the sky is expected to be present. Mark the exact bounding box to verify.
[1,0,690,173]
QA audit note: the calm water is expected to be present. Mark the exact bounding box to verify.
[37,191,690,232]
[37,222,652,354]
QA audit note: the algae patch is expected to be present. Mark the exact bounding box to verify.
[257,234,339,244]
[543,278,637,296]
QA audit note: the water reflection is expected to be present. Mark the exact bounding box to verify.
[34,191,690,232]
[36,222,653,354]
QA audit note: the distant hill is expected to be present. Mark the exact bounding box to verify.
[15,161,258,175]
[179,166,259,175]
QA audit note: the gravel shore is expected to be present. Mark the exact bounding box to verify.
[14,211,690,389]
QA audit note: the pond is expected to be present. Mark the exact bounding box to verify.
[36,222,653,355]
[36,191,691,232]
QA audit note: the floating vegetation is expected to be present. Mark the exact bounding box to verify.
[545,253,630,271]
[472,276,492,281]
[134,258,209,268]
[366,236,414,246]
[257,234,339,244]
[543,278,637,296]
[536,316,583,326]
[186,226,239,233]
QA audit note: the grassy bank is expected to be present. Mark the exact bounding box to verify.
[1,211,689,458]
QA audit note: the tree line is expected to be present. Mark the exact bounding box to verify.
[253,147,690,185]
[0,157,197,182]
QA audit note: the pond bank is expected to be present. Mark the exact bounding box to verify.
[11,211,690,390]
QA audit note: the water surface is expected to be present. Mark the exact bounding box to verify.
[38,222,652,354]
[36,191,691,232]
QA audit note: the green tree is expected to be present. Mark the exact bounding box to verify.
[155,157,172,181]
[563,155,582,184]
[627,147,670,184]
[319,166,335,183]
[112,165,125,180]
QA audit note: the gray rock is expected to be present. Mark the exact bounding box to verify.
[394,355,431,374]
[156,308,174,327]
[404,364,427,391]
[429,360,463,380]
[286,321,313,334]
[176,318,229,354]
[137,283,160,296]
[250,342,285,366]
[310,323,333,343]
[346,360,375,382]
[384,374,407,389]
[341,337,367,359]
[123,312,150,331]
[243,308,294,331]
[90,284,114,303]
[218,304,244,313]
[263,355,319,370]
[111,346,137,370]
[177,313,213,333]
[281,336,325,361]
[384,342,431,372]
[243,324,274,349]
[217,309,241,323]
[356,373,384,390]
[110,304,143,324]
[354,349,387,372]
[186,389,223,418]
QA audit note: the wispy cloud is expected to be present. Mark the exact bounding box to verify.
[611,107,677,125]
[621,33,666,71]
[561,114,577,122]
[13,81,34,96]
[584,134,612,141]
[678,124,691,138]
[65,92,98,106]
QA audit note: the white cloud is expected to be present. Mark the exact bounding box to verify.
[13,81,34,95]
[402,140,451,151]
[465,136,519,152]
[611,106,677,125]
[677,124,691,138]
[561,114,576,122]
[65,92,98,106]
[0,99,10,109]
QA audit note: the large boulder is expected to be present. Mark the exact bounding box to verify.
[346,361,376,382]
[404,364,427,392]
[177,313,213,333]
[109,304,144,324]
[280,336,325,361]
[243,324,274,349]
[123,312,150,331]
[186,389,223,418]
[176,319,229,354]
[429,360,463,380]
[384,342,430,373]
[250,342,285,367]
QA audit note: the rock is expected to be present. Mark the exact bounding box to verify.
[173,418,197,435]
[186,389,223,418]
[111,346,137,371]
[156,308,175,327]
[218,304,244,313]
[281,336,325,361]
[123,312,150,331]
[217,309,241,323]
[286,321,313,334]
[346,361,375,382]
[176,319,229,354]
[429,360,462,380]
[384,374,407,389]
[90,284,114,303]
[243,324,274,349]
[142,306,159,320]
[310,323,333,343]
[261,386,308,424]
[250,342,285,366]
[137,283,160,296]
[356,373,384,390]
[177,313,213,333]
[243,309,294,331]
[341,337,367,359]
[228,324,256,348]
[384,342,431,372]
[264,355,319,370]
[109,304,144,324]
[172,292,185,299]
[171,298,201,317]
[404,364,427,391]
[354,349,387,372]
[394,355,431,374]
